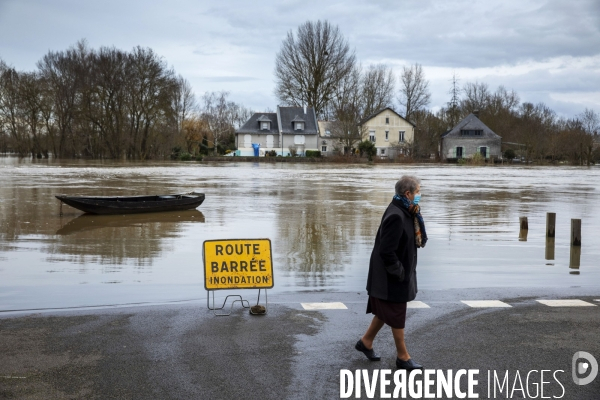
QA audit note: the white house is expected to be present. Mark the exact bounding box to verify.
[236,106,319,156]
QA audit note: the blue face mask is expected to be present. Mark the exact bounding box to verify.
[413,194,421,205]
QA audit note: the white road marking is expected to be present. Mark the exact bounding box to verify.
[536,299,596,307]
[301,302,347,310]
[461,300,512,308]
[408,301,430,308]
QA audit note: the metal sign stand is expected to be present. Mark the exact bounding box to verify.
[206,289,268,316]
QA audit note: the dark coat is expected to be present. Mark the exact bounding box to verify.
[366,198,418,303]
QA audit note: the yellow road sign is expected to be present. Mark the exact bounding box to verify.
[203,239,274,290]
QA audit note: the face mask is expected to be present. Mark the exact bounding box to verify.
[413,194,421,205]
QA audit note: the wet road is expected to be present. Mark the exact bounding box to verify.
[1,287,599,399]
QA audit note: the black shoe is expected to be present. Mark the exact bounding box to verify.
[355,340,381,361]
[396,358,423,370]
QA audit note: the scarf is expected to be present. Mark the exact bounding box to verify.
[393,194,428,248]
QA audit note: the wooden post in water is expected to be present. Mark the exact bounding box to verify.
[570,218,581,269]
[545,238,555,260]
[571,219,581,246]
[546,212,556,238]
[519,217,528,241]
[520,217,529,230]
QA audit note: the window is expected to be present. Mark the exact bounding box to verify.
[294,135,305,145]
[261,122,270,130]
[369,131,376,142]
[266,135,274,148]
[456,146,463,158]
[244,134,251,147]
[461,129,482,136]
[295,122,304,130]
[381,149,385,155]
[325,130,331,136]
[385,117,389,124]
[385,131,389,141]
[399,131,405,142]
[321,146,327,152]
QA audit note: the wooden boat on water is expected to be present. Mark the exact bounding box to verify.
[55,193,205,215]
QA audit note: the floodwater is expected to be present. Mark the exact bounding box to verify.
[1,157,599,311]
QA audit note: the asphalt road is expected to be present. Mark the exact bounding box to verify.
[1,287,599,399]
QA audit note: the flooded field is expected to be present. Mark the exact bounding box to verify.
[1,157,599,311]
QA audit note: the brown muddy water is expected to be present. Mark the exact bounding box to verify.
[1,157,599,311]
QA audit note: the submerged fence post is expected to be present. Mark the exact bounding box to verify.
[546,212,556,238]
[520,217,529,230]
[545,237,555,260]
[571,219,581,246]
[569,218,582,270]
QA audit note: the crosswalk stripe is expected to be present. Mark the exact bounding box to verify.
[408,301,430,308]
[301,302,347,310]
[536,299,596,307]
[461,300,512,308]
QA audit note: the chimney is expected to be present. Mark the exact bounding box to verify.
[303,105,307,114]
[473,110,480,119]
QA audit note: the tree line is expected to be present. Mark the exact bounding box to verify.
[274,20,600,164]
[0,40,250,159]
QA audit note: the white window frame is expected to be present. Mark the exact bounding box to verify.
[321,145,327,152]
[295,122,304,131]
[399,131,405,142]
[369,131,376,143]
[325,130,331,136]
[381,148,385,155]
[261,122,269,130]
[385,131,389,141]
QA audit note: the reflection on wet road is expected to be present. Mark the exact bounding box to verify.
[1,157,599,310]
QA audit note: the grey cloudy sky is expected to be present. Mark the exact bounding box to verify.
[1,0,598,118]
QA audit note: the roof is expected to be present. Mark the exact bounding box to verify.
[441,113,502,139]
[359,107,416,127]
[256,115,272,122]
[278,106,318,135]
[317,120,333,137]
[237,113,279,134]
[236,106,318,135]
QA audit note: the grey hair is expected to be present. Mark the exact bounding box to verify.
[395,175,420,196]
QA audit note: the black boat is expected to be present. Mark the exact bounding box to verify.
[55,193,205,215]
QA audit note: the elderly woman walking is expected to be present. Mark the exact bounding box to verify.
[355,175,427,370]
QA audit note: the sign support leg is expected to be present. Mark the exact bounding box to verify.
[207,290,250,316]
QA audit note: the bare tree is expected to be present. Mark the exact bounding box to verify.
[579,108,599,135]
[200,91,238,155]
[461,81,490,115]
[173,75,197,135]
[361,64,395,117]
[274,20,356,118]
[397,63,430,121]
[0,66,29,156]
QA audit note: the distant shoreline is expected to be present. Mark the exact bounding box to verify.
[1,153,595,166]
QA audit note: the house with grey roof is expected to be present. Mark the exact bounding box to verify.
[440,112,502,161]
[236,106,319,156]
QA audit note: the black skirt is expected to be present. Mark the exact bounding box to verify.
[366,296,407,329]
